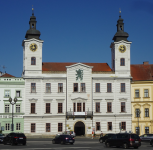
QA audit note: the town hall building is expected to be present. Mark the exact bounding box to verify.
[22,11,132,136]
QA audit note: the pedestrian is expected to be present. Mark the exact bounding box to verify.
[100,131,103,137]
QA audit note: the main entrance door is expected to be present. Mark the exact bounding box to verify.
[74,121,85,136]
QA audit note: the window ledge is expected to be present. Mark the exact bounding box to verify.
[120,112,127,113]
[72,92,86,93]
[106,112,113,113]
[45,92,52,93]
[16,97,22,98]
[134,97,141,99]
[143,97,150,98]
[94,112,101,113]
[144,117,149,118]
[94,92,101,93]
[44,113,52,114]
[57,92,64,93]
[29,113,37,114]
[106,92,113,93]
[119,92,126,93]
[57,113,64,114]
[30,92,37,93]
[4,97,10,98]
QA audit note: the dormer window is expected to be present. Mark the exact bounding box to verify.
[31,57,36,65]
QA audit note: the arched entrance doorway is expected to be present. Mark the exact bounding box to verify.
[74,121,85,136]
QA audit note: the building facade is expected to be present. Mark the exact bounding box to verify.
[0,73,25,134]
[22,12,132,136]
[131,62,153,135]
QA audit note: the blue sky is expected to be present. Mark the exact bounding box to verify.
[0,0,153,77]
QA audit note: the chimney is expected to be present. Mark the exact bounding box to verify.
[143,61,149,65]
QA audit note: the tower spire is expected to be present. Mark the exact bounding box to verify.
[119,8,121,18]
[32,5,34,16]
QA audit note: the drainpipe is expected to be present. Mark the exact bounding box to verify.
[92,77,93,128]
[65,77,67,132]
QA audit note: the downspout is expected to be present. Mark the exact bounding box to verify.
[65,77,67,132]
[92,77,93,128]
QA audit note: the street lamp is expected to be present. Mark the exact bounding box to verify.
[135,109,141,135]
[9,97,18,131]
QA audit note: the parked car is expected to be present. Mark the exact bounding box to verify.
[150,139,153,146]
[105,133,141,149]
[140,134,153,142]
[0,134,5,143]
[62,131,76,137]
[3,133,26,145]
[52,134,75,144]
[99,133,115,143]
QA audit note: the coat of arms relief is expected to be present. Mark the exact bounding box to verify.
[76,69,83,81]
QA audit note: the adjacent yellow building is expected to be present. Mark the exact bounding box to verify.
[131,62,153,135]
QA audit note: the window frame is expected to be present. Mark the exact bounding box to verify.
[31,83,36,93]
[31,103,35,114]
[5,104,10,113]
[145,108,149,117]
[96,102,100,112]
[16,104,20,113]
[95,83,100,92]
[108,122,112,131]
[46,123,50,132]
[121,83,125,92]
[121,122,126,131]
[120,58,125,66]
[77,103,81,112]
[58,123,62,132]
[58,83,63,93]
[107,83,112,92]
[107,102,112,112]
[73,83,78,92]
[16,123,21,130]
[31,123,36,133]
[58,103,62,113]
[121,102,125,112]
[4,90,10,98]
[16,90,21,97]
[96,122,100,131]
[135,108,140,117]
[145,127,149,134]
[80,83,86,92]
[31,57,36,65]
[73,103,76,112]
[135,89,139,98]
[5,123,10,131]
[46,103,50,113]
[46,83,51,93]
[144,89,149,97]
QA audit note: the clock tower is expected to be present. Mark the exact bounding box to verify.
[22,8,44,76]
[110,12,132,76]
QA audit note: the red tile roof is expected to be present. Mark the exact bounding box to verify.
[1,73,15,77]
[131,64,153,81]
[42,62,112,72]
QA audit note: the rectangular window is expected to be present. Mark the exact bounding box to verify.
[120,58,125,66]
[46,83,51,93]
[58,123,62,132]
[16,123,20,130]
[16,105,20,113]
[107,83,112,92]
[121,83,125,92]
[31,103,35,113]
[77,103,81,112]
[74,83,78,92]
[121,122,126,130]
[144,89,149,97]
[135,109,140,117]
[96,102,100,112]
[135,127,139,135]
[58,103,62,113]
[83,103,85,112]
[107,102,112,112]
[95,83,100,92]
[145,127,149,134]
[31,83,36,93]
[31,57,36,65]
[58,83,63,93]
[5,123,10,131]
[73,103,76,112]
[16,91,21,97]
[145,108,149,117]
[31,123,35,132]
[5,90,10,97]
[121,102,125,112]
[135,90,139,98]
[81,83,85,92]
[96,122,100,131]
[5,105,9,113]
[46,103,50,113]
[46,123,50,132]
[108,122,112,131]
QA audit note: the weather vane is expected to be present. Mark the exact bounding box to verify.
[32,5,34,16]
[119,8,121,18]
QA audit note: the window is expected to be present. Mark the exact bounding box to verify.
[144,89,149,97]
[31,103,35,113]
[46,83,51,93]
[108,122,112,131]
[135,109,140,117]
[121,83,125,92]
[95,83,100,92]
[46,123,50,132]
[96,102,100,112]
[107,83,112,92]
[96,122,100,131]
[121,122,126,130]
[5,123,10,131]
[83,103,85,112]
[16,91,21,97]
[135,127,139,135]
[58,103,62,113]
[73,103,76,112]
[31,57,36,65]
[74,83,78,92]
[5,90,10,97]
[77,103,81,112]
[120,58,125,66]
[31,123,35,132]
[135,90,139,98]
[58,123,62,132]
[145,108,149,117]
[121,102,125,112]
[107,102,112,112]
[5,105,9,113]
[16,105,20,113]
[46,103,50,113]
[58,83,63,93]
[145,127,149,134]
[81,83,85,92]
[16,123,20,130]
[31,83,36,93]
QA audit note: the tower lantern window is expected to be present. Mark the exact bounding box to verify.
[32,24,34,28]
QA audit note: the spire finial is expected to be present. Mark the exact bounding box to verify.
[32,5,34,16]
[119,8,121,18]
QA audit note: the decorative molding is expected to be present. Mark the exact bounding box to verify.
[119,98,128,101]
[29,98,38,102]
[71,97,88,101]
[43,99,53,101]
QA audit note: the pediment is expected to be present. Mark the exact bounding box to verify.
[114,40,132,44]
[133,103,141,107]
[142,103,151,107]
[71,97,88,101]
[66,63,93,70]
[29,98,38,102]
[23,38,44,43]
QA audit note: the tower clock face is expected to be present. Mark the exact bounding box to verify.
[119,45,126,53]
[29,43,38,52]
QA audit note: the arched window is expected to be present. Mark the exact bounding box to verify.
[120,58,125,66]
[31,57,36,65]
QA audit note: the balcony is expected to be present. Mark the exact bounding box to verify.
[66,111,93,119]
